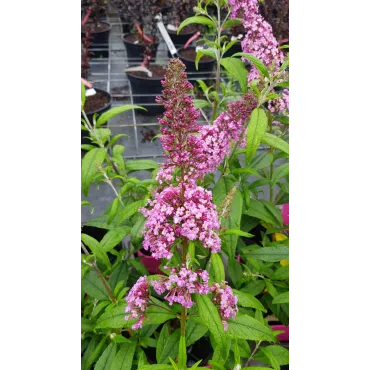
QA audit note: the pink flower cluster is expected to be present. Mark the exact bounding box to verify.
[199,94,258,173]
[156,59,205,184]
[139,183,221,260]
[269,88,289,114]
[124,276,150,330]
[152,265,210,308]
[229,0,284,82]
[155,60,257,183]
[210,281,239,331]
[124,272,239,331]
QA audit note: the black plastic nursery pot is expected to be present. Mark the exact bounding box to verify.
[126,65,166,116]
[178,47,216,74]
[81,21,111,58]
[168,26,200,47]
[123,34,160,66]
[81,88,112,145]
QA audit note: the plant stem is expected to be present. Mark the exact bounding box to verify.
[246,341,262,367]
[82,109,123,177]
[211,1,222,122]
[81,242,117,303]
[268,112,274,203]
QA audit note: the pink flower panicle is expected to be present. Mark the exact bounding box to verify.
[155,59,206,184]
[125,276,150,330]
[210,281,239,331]
[155,60,257,183]
[199,93,258,173]
[139,183,221,260]
[229,0,284,82]
[152,265,210,308]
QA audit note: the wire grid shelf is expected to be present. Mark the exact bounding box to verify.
[85,7,243,159]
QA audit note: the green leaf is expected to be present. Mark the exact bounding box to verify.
[128,259,149,275]
[84,215,111,230]
[210,253,225,283]
[193,99,211,109]
[81,82,86,110]
[260,348,280,370]
[254,345,289,366]
[91,301,111,318]
[91,128,111,145]
[228,314,276,342]
[261,133,289,154]
[95,342,116,370]
[177,16,216,34]
[81,317,94,332]
[111,341,136,370]
[245,199,283,227]
[139,366,173,370]
[82,200,94,214]
[125,160,158,172]
[189,360,203,370]
[223,18,242,28]
[114,200,146,225]
[246,108,268,163]
[220,57,248,93]
[221,229,254,238]
[186,318,208,346]
[232,52,270,79]
[195,295,227,357]
[108,198,119,224]
[82,271,109,300]
[228,258,243,286]
[272,291,289,304]
[95,304,128,329]
[156,324,170,363]
[107,134,129,148]
[144,305,177,326]
[131,214,146,245]
[232,289,267,312]
[271,265,289,280]
[81,148,106,196]
[157,330,181,364]
[250,152,274,170]
[245,246,289,262]
[99,226,131,252]
[195,48,216,70]
[96,105,145,127]
[109,262,129,290]
[81,233,111,268]
[82,337,96,370]
[178,335,187,369]
[197,80,209,94]
[271,163,289,186]
[241,280,266,296]
[240,367,271,370]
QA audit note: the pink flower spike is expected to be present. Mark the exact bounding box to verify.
[210,281,238,331]
[125,276,150,330]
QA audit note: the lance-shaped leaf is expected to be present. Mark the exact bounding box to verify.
[246,108,268,163]
[81,148,106,196]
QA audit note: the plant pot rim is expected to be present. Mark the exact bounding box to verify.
[167,25,201,36]
[126,64,166,81]
[178,46,216,64]
[82,21,112,34]
[122,34,160,46]
[84,88,112,116]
